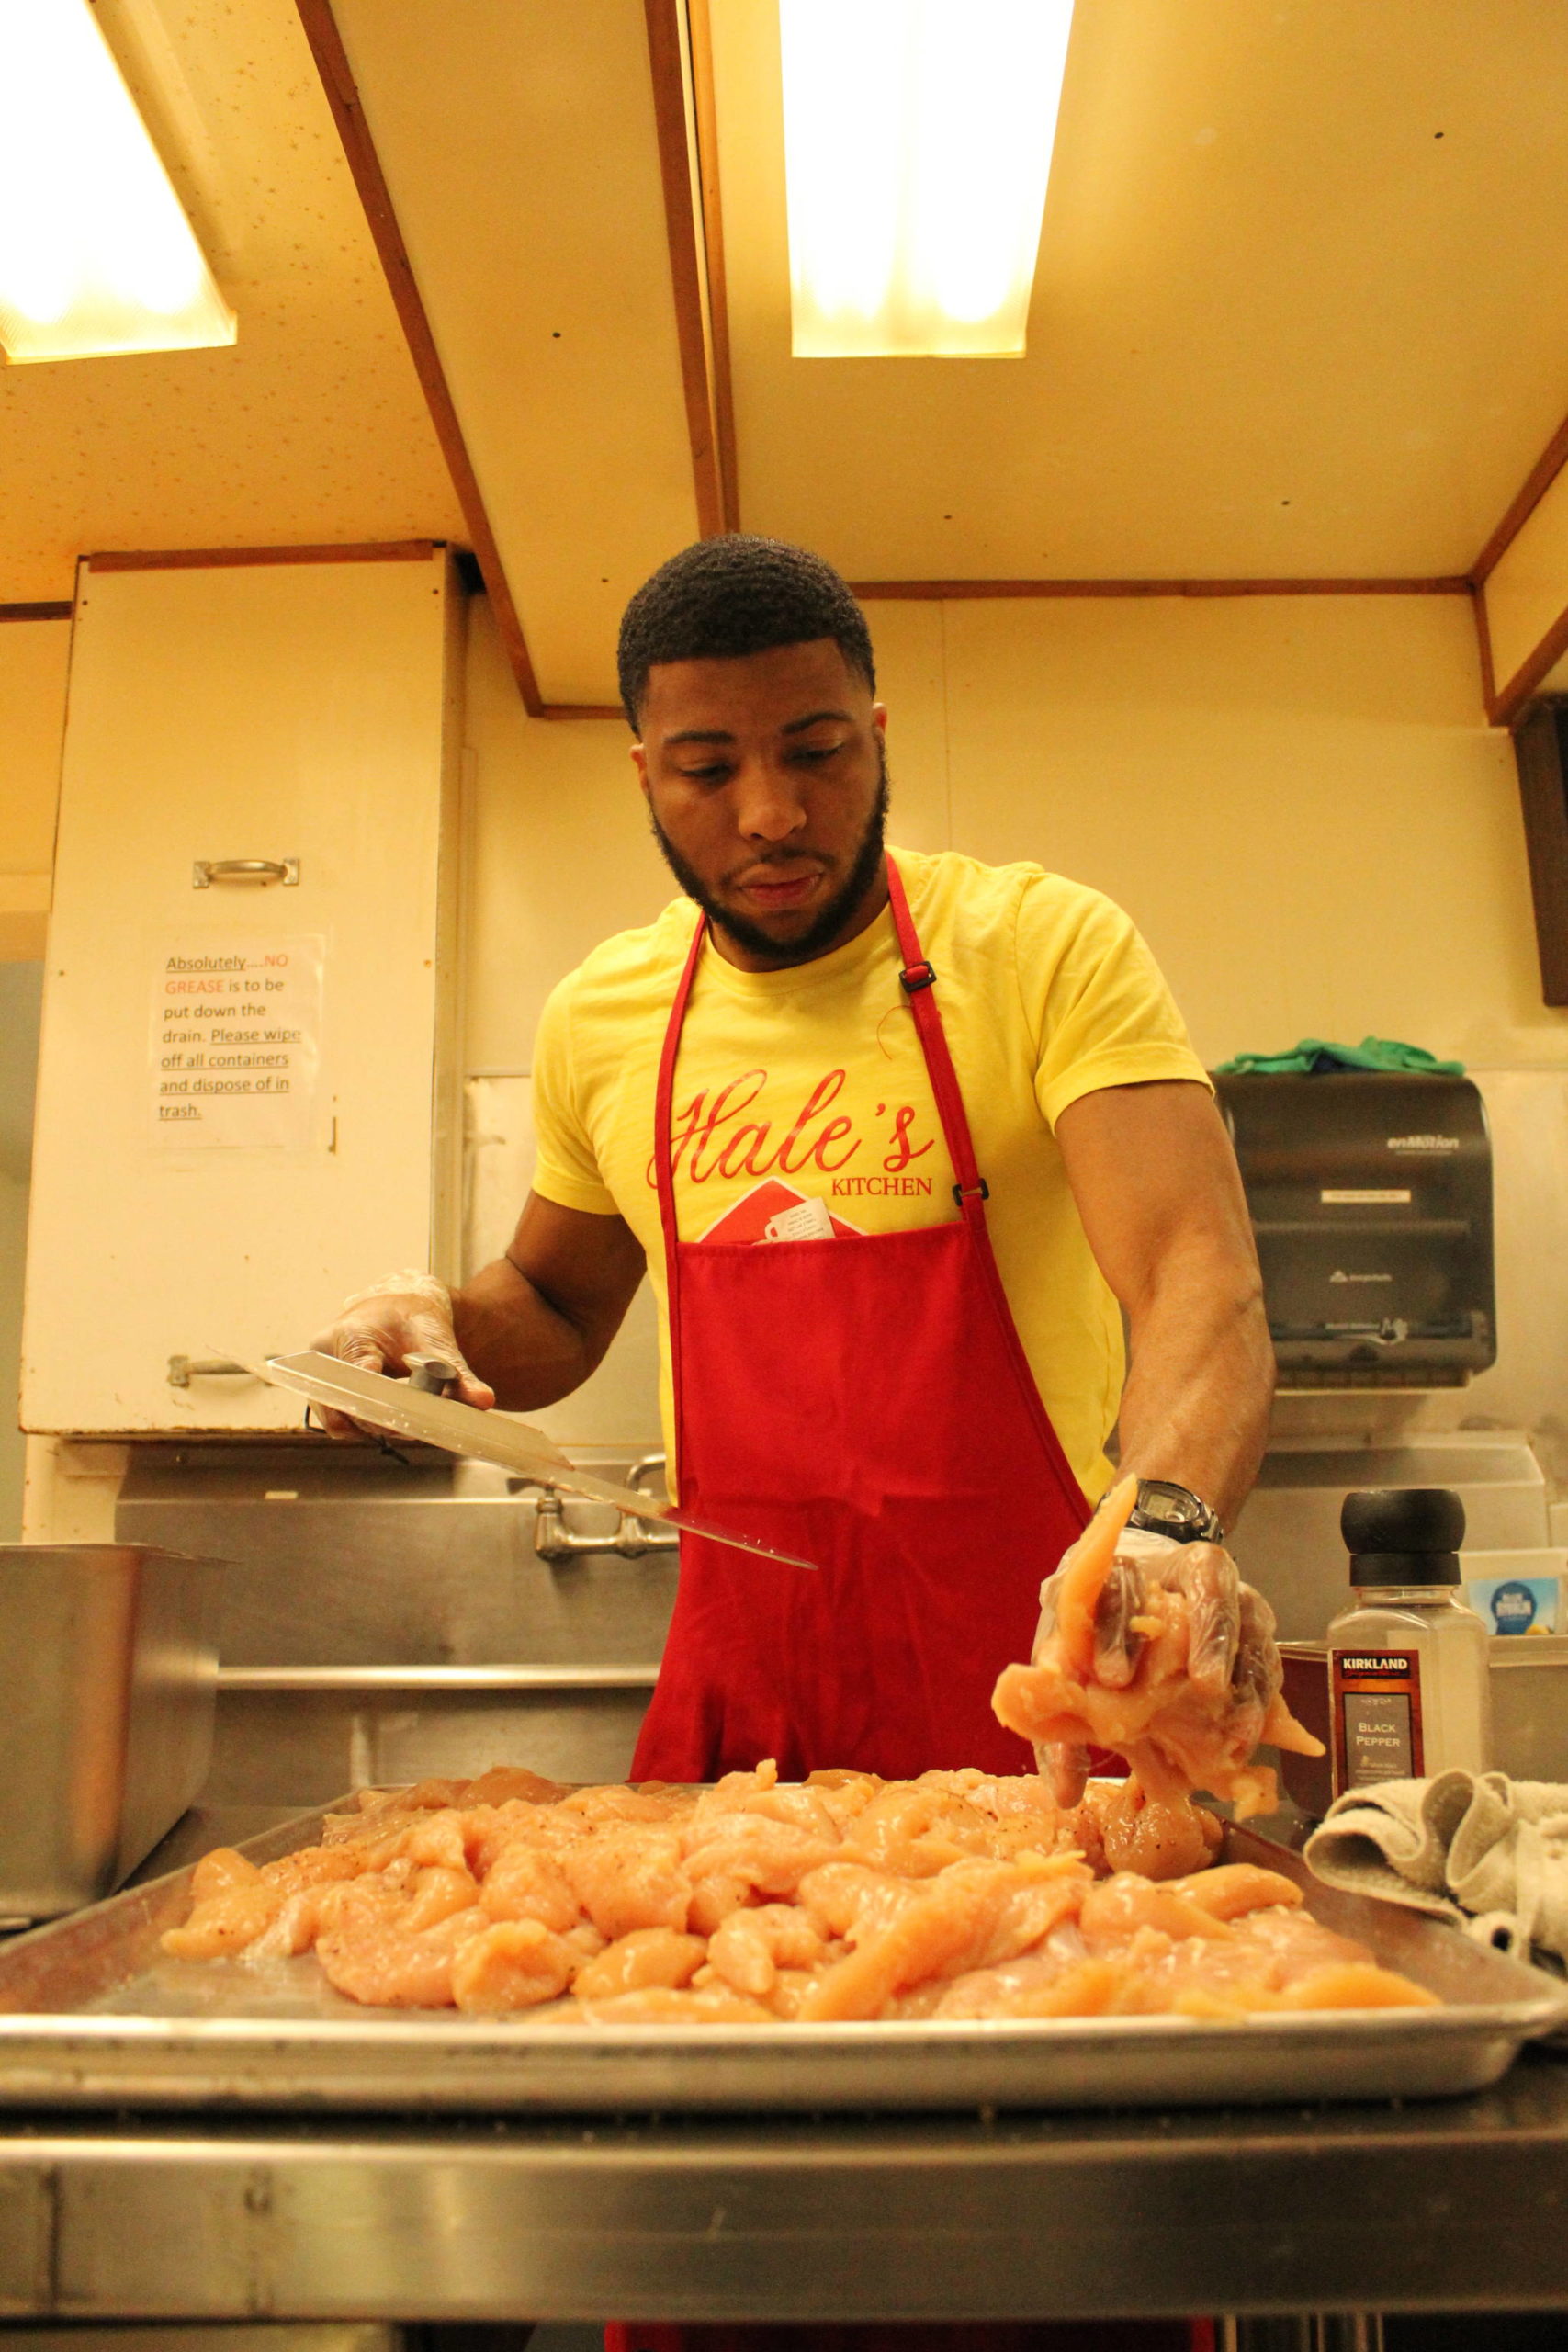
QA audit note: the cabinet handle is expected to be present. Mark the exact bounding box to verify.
[167,1355,256,1387]
[192,858,299,888]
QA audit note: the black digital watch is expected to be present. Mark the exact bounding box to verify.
[1125,1477,1224,1544]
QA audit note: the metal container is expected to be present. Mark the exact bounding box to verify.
[117,1439,677,1804]
[0,1544,224,1923]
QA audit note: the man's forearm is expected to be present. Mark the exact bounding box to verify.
[451,1255,596,1411]
[1113,1248,1274,1531]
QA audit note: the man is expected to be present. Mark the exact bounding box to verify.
[317,535,1273,1786]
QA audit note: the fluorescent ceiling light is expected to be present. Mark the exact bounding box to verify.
[780,0,1073,359]
[0,0,235,364]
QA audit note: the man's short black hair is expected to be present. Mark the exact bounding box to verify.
[617,534,876,729]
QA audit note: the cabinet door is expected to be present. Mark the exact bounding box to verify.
[21,552,462,1433]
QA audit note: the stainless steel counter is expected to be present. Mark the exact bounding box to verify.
[2,2057,1567,2322]
[0,1804,1563,2322]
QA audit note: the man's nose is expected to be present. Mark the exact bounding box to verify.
[732,759,807,842]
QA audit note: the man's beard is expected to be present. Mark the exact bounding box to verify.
[649,747,891,968]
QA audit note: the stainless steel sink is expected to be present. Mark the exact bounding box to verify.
[115,1440,675,1804]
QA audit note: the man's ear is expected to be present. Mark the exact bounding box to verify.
[630,741,649,792]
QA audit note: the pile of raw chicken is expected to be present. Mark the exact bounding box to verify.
[164,1480,1436,2021]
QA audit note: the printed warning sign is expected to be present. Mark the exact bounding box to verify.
[151,935,323,1148]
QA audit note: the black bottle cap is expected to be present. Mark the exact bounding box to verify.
[1341,1487,1465,1585]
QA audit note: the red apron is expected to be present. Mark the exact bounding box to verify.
[613,863,1204,2352]
[630,854,1091,1785]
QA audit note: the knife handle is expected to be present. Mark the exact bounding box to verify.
[406,1354,460,1395]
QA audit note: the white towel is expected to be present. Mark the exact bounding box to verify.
[1303,1771,1568,1965]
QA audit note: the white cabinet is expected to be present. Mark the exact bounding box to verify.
[21,551,463,1434]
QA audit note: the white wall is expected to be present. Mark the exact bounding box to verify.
[0,963,43,1536]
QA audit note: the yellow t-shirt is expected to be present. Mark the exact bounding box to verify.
[529,847,1210,1502]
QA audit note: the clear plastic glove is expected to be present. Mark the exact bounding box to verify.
[308,1269,495,1439]
[1030,1524,1259,1807]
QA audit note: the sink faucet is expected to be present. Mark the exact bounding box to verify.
[526,1454,679,1563]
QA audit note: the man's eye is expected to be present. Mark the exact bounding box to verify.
[679,763,731,783]
[792,742,842,765]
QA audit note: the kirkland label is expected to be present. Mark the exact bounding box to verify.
[1330,1649,1425,1791]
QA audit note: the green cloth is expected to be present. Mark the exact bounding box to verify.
[1213,1035,1465,1078]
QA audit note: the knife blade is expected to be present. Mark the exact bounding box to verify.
[255,1351,818,1572]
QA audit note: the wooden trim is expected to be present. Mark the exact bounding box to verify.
[644,0,725,537]
[1471,405,1568,587]
[0,600,73,622]
[1509,701,1568,1003]
[537,703,626,723]
[850,576,1472,601]
[87,541,436,573]
[685,0,739,530]
[293,0,547,718]
[1486,595,1568,728]
[1471,581,1497,714]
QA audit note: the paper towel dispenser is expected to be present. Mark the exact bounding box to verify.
[1213,1071,1495,1388]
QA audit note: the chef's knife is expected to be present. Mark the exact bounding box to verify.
[255,1350,818,1571]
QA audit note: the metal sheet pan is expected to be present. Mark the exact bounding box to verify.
[0,1806,1562,2113]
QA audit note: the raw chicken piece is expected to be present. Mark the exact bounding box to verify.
[1077,1780,1222,1879]
[936,1951,1126,2020]
[1080,1873,1246,1946]
[803,1769,885,1831]
[561,1783,697,1827]
[316,1899,487,2007]
[840,1784,977,1877]
[450,1919,580,2013]
[479,1840,581,1932]
[796,1855,1090,2022]
[161,1880,285,1959]
[163,1756,1437,2025]
[993,1475,1325,1822]
[681,1816,840,1899]
[1270,1962,1439,2011]
[188,1847,261,1900]
[401,1864,482,1932]
[706,1903,831,1996]
[559,1826,692,1939]
[686,1870,756,1936]
[459,1765,576,1808]
[1168,1862,1304,1920]
[572,1928,707,2000]
[577,1984,775,2023]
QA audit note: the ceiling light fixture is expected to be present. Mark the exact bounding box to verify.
[779,0,1074,359]
[0,0,235,364]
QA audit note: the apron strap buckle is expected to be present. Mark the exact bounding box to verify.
[899,959,937,994]
[953,1177,990,1205]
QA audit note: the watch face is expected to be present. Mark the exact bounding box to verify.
[1138,1481,1194,1527]
[1132,1480,1222,1542]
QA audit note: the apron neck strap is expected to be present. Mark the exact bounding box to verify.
[653,907,709,1244]
[885,857,988,1217]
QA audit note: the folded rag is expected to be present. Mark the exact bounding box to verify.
[1304,1771,1568,1965]
[1213,1036,1465,1077]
